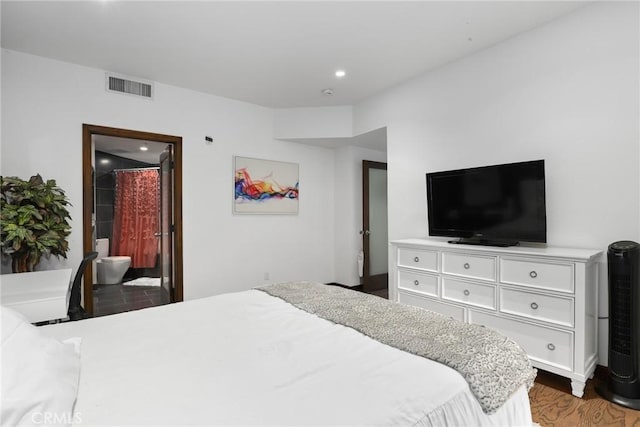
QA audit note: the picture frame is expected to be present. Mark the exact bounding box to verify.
[233,156,299,214]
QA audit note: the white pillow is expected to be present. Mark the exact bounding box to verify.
[1,306,81,426]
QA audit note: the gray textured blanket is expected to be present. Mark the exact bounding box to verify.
[257,282,536,415]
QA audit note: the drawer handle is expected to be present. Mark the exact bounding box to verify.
[530,270,538,279]
[530,302,539,310]
[463,289,470,296]
[463,263,470,270]
[414,280,420,286]
[414,257,420,263]
[547,343,556,351]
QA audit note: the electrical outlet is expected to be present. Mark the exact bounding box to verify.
[264,272,270,281]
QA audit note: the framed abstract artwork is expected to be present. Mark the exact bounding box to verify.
[233,156,299,214]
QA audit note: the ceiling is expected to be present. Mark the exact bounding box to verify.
[281,127,388,152]
[1,1,588,109]
[94,135,169,164]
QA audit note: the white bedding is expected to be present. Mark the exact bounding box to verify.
[40,289,533,426]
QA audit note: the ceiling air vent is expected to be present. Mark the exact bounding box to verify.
[105,73,153,99]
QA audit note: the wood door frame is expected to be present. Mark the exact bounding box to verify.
[362,160,388,292]
[82,124,183,315]
[159,148,174,304]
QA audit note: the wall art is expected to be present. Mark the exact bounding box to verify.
[233,156,299,214]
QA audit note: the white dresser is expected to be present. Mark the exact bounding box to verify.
[390,238,602,397]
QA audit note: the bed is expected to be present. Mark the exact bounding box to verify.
[2,282,535,426]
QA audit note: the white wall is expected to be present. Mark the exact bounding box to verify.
[1,49,336,300]
[271,106,387,287]
[274,106,352,139]
[353,2,640,364]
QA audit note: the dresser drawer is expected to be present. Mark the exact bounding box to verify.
[442,278,496,310]
[398,291,465,322]
[398,270,438,297]
[501,258,574,293]
[500,288,574,327]
[442,252,496,281]
[469,310,573,371]
[397,248,438,272]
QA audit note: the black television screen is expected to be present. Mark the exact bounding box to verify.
[426,160,546,246]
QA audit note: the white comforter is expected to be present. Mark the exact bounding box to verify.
[41,289,533,426]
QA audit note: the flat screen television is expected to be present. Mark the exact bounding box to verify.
[426,160,546,247]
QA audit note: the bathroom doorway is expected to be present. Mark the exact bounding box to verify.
[82,124,183,317]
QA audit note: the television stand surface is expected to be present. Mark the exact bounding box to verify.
[447,238,519,248]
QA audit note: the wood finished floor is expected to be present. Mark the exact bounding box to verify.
[530,369,640,426]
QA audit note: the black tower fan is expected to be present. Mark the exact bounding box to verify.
[597,241,640,409]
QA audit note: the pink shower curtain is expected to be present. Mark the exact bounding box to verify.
[112,169,159,268]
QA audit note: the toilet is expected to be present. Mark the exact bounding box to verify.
[96,238,131,285]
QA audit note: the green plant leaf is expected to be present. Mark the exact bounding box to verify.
[0,174,72,272]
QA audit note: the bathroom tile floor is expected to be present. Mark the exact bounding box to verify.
[92,282,163,317]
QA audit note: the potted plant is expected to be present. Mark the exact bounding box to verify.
[1,174,72,273]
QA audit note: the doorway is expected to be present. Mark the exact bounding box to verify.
[82,124,183,316]
[362,160,388,294]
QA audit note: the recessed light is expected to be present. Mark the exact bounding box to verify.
[140,145,149,152]
[335,70,346,78]
[321,88,334,96]
[99,159,110,165]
